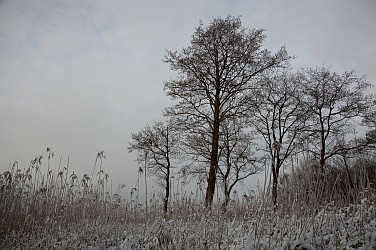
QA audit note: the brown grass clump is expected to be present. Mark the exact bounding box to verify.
[0,150,129,248]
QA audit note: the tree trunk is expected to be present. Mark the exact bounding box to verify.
[164,128,171,214]
[268,128,281,206]
[271,146,281,206]
[144,152,148,215]
[224,180,230,207]
[271,162,278,206]
[319,119,326,176]
[320,147,325,175]
[164,167,170,214]
[206,121,220,207]
[206,87,221,207]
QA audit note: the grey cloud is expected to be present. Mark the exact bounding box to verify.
[0,0,375,190]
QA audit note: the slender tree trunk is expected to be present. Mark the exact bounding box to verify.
[271,147,281,206]
[144,152,148,216]
[271,161,278,206]
[319,117,326,176]
[318,133,326,199]
[164,166,170,214]
[164,128,171,214]
[320,147,325,175]
[224,180,230,207]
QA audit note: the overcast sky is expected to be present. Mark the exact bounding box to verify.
[1,0,375,194]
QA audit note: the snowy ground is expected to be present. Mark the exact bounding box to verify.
[2,198,375,250]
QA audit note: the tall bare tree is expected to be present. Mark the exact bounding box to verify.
[302,67,372,176]
[128,121,179,213]
[164,16,290,206]
[253,69,308,205]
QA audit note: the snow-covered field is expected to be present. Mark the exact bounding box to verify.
[1,161,375,249]
[2,196,375,249]
[119,200,376,250]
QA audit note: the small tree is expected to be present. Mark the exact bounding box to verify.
[253,69,308,205]
[217,118,262,206]
[164,16,290,206]
[128,121,179,213]
[302,67,372,176]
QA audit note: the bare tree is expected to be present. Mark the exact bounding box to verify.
[164,16,290,206]
[128,121,179,213]
[217,118,262,206]
[253,69,308,205]
[177,118,262,207]
[302,67,372,176]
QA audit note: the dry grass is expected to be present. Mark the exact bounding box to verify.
[1,151,375,249]
[0,153,129,246]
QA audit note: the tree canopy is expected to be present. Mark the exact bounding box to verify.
[164,16,290,206]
